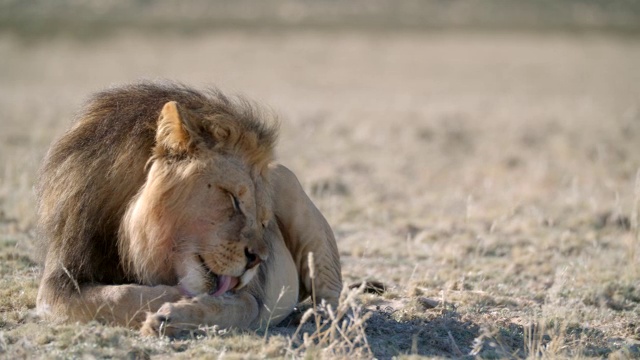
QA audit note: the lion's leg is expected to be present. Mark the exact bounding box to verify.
[37,278,182,328]
[256,225,299,328]
[140,291,260,337]
[268,164,343,308]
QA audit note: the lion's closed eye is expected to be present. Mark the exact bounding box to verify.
[229,193,241,213]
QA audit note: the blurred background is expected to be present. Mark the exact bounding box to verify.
[3,0,640,37]
[1,1,640,358]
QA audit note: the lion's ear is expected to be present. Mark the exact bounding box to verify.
[156,101,199,155]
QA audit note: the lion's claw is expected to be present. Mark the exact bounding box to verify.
[140,303,196,338]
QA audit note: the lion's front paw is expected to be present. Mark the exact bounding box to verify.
[140,303,199,338]
[140,311,168,337]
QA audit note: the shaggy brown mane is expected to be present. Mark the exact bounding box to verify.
[36,82,278,297]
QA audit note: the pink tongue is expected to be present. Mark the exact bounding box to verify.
[211,275,239,296]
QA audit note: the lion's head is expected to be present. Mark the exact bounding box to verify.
[118,100,276,297]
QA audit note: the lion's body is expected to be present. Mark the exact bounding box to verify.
[36,83,341,334]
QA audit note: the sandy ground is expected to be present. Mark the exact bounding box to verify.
[1,30,640,358]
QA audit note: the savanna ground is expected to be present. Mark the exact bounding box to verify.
[1,2,640,359]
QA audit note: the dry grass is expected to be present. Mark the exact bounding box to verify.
[1,25,640,359]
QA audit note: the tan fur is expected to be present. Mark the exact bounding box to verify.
[35,83,342,335]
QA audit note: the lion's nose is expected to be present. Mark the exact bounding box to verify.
[244,247,262,269]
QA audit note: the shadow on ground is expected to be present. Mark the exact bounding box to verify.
[365,308,480,359]
[270,304,485,359]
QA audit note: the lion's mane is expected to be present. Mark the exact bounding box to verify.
[36,83,278,298]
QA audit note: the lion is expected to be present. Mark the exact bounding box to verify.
[35,82,342,336]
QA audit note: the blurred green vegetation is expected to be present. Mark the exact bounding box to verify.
[2,0,640,40]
